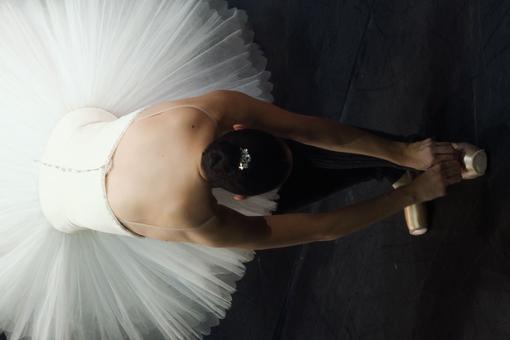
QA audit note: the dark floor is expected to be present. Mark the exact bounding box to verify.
[206,1,510,339]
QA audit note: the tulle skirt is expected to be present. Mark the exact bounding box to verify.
[0,0,278,339]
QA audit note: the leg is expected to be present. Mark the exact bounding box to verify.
[274,127,426,213]
[275,157,385,213]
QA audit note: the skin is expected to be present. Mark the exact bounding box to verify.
[106,90,463,243]
[106,98,293,241]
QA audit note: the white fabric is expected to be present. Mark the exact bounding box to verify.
[0,0,278,339]
[38,107,146,237]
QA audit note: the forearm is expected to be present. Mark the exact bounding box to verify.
[216,184,419,250]
[312,185,418,240]
[218,90,408,166]
[298,117,408,166]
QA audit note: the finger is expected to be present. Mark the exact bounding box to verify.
[444,166,462,177]
[441,159,463,167]
[433,145,457,154]
[443,163,462,176]
[429,163,442,172]
[450,142,461,151]
[432,154,459,164]
[434,142,453,146]
[442,159,460,168]
[440,165,461,179]
[445,174,463,185]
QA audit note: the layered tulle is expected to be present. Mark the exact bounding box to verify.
[0,0,276,339]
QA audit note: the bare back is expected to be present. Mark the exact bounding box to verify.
[105,99,227,241]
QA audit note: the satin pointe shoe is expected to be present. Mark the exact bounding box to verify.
[392,170,428,236]
[451,142,487,180]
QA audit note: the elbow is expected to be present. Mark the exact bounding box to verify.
[312,226,336,242]
[319,233,336,242]
[319,223,336,241]
[203,238,258,250]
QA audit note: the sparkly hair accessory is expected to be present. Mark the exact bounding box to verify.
[238,147,251,170]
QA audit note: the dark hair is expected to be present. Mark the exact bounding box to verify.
[201,129,291,196]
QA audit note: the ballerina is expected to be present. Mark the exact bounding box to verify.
[0,0,484,339]
[103,89,467,249]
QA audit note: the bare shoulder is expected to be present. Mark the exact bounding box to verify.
[136,90,232,123]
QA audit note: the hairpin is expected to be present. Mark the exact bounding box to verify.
[238,147,251,170]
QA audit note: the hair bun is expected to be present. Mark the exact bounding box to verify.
[201,129,290,195]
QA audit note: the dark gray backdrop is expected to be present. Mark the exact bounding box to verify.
[206,0,510,339]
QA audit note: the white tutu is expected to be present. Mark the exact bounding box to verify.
[0,0,279,339]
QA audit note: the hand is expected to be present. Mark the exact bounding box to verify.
[407,160,463,203]
[402,138,462,171]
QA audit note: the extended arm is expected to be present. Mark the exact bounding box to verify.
[188,185,418,250]
[171,90,458,171]
[204,90,409,166]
